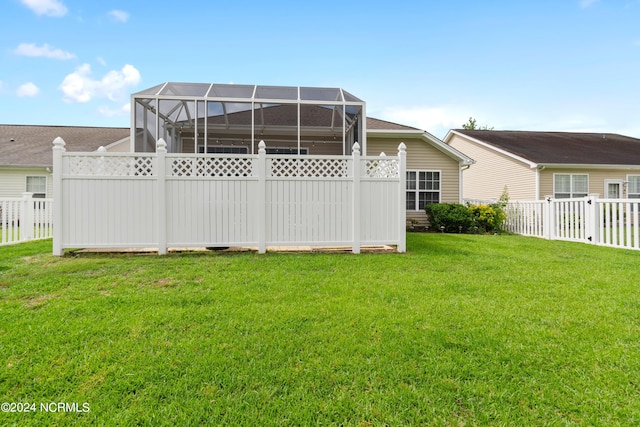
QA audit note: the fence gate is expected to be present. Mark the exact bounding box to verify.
[504,196,640,251]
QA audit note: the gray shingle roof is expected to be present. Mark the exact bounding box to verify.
[366,117,421,131]
[0,125,129,167]
[455,129,640,165]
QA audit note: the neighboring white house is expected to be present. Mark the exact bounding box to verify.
[0,125,130,199]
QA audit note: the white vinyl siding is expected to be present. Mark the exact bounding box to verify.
[0,168,52,198]
[447,133,537,200]
[554,173,588,198]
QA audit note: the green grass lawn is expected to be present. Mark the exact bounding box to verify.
[1,234,639,426]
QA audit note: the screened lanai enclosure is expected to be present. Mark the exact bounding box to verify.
[132,82,367,155]
[52,82,405,255]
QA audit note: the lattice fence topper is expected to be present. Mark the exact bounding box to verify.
[67,155,154,176]
[170,157,254,177]
[269,158,350,178]
[361,158,400,178]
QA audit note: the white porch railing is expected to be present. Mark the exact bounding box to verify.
[0,194,53,246]
[52,138,406,255]
[505,196,640,251]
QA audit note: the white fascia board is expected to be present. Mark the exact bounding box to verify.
[422,131,475,165]
[0,163,50,169]
[367,129,422,135]
[445,130,538,169]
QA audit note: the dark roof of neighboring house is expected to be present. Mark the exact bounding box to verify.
[454,129,640,166]
[0,125,130,167]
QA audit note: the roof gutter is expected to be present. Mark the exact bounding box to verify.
[536,163,640,170]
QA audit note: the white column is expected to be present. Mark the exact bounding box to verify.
[156,139,168,255]
[52,137,66,256]
[543,196,554,240]
[352,142,361,254]
[587,194,600,245]
[21,192,34,242]
[257,141,267,254]
[397,143,407,253]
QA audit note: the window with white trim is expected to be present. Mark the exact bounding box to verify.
[406,170,440,210]
[26,176,47,198]
[553,174,588,198]
[628,175,640,199]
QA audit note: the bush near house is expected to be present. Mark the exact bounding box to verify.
[424,203,472,233]
[424,203,506,233]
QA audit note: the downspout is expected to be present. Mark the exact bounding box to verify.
[459,163,471,203]
[535,165,545,200]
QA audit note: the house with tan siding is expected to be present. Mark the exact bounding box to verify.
[444,129,640,201]
[368,119,473,225]
[1,119,473,228]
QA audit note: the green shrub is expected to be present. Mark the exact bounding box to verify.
[424,202,507,233]
[424,203,473,233]
[469,204,506,232]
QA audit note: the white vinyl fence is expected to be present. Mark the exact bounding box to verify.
[52,138,406,255]
[0,194,53,246]
[504,196,640,251]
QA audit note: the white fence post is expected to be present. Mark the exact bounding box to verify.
[543,196,554,240]
[156,139,168,255]
[21,193,34,242]
[352,142,361,254]
[52,137,66,256]
[257,141,267,254]
[397,142,407,253]
[587,194,599,245]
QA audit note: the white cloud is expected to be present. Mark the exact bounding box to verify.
[97,57,107,66]
[20,0,67,16]
[101,65,141,101]
[98,103,130,118]
[60,63,141,103]
[14,43,75,60]
[579,0,598,8]
[17,82,40,97]
[108,10,129,23]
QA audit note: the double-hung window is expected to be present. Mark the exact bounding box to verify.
[627,175,640,199]
[26,176,47,198]
[553,174,588,198]
[406,170,440,210]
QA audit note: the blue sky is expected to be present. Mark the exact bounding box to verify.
[2,0,640,139]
